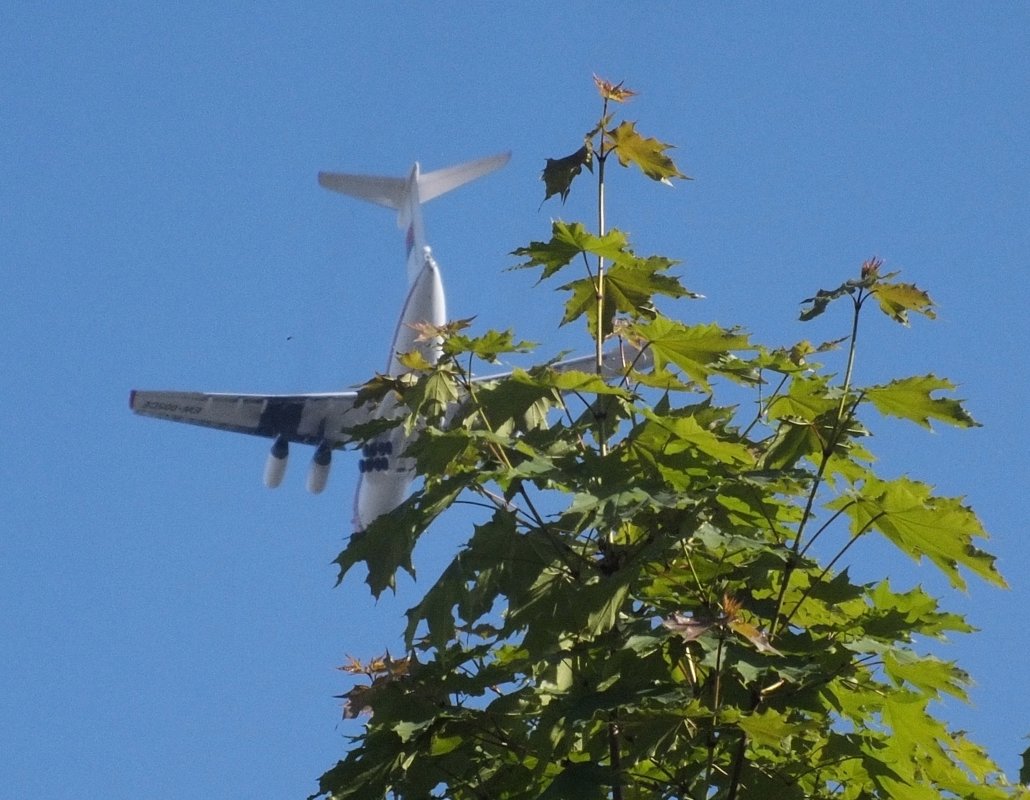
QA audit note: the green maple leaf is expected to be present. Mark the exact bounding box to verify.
[866,580,974,639]
[333,477,465,598]
[799,276,871,321]
[883,650,970,701]
[559,256,694,335]
[513,367,630,396]
[604,120,688,183]
[560,276,610,336]
[735,708,810,747]
[633,317,751,392]
[760,418,823,470]
[766,374,839,422]
[541,144,593,203]
[442,327,535,362]
[539,761,609,800]
[872,280,936,325]
[607,257,694,308]
[865,374,979,429]
[829,477,1005,590]
[635,408,755,466]
[334,502,421,597]
[402,370,459,429]
[512,221,629,280]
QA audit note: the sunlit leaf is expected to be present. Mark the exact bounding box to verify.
[512,220,629,280]
[633,317,751,391]
[442,327,536,362]
[604,120,688,183]
[829,477,1005,590]
[396,349,434,371]
[872,280,936,325]
[883,650,969,701]
[865,374,979,429]
[766,374,839,422]
[636,408,755,466]
[513,367,630,396]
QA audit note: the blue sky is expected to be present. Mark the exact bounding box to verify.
[2,4,1027,797]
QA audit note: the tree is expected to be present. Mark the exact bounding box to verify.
[314,77,1026,800]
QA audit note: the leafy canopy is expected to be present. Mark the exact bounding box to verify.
[314,79,1023,800]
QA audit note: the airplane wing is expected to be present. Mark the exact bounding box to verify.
[472,343,653,383]
[129,390,372,448]
[130,346,649,445]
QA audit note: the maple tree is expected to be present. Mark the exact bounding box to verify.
[314,77,1028,799]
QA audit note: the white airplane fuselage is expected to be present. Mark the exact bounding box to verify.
[296,153,514,531]
[322,158,496,532]
[353,167,448,529]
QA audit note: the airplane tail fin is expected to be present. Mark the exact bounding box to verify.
[317,152,510,210]
[319,152,509,285]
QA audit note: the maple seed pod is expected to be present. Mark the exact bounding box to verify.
[861,257,883,279]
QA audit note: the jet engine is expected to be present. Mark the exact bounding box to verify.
[263,435,289,488]
[307,441,332,494]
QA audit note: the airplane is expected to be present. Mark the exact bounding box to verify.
[130,152,649,532]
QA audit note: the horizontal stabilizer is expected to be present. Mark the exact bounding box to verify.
[317,152,510,209]
[417,152,511,203]
[316,172,408,209]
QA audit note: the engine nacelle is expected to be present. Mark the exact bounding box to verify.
[307,441,332,494]
[263,435,289,488]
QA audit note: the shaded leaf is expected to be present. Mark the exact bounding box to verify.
[736,708,810,747]
[334,480,463,597]
[539,761,609,800]
[542,145,593,204]
[760,418,822,470]
[799,277,868,321]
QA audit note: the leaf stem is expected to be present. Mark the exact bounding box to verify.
[836,291,865,424]
[608,716,624,800]
[596,99,609,379]
[782,511,887,629]
[798,500,857,558]
[701,633,726,799]
[769,292,866,639]
[741,372,789,439]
